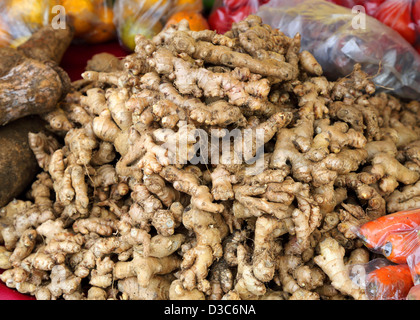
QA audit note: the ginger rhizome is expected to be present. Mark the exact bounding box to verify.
[2,15,420,300]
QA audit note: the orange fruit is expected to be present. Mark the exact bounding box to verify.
[84,6,116,44]
[97,5,114,25]
[165,11,209,31]
[62,0,96,37]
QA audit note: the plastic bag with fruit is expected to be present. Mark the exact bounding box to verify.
[207,0,269,34]
[61,0,116,44]
[364,261,414,300]
[114,0,208,52]
[0,0,56,48]
[0,0,116,46]
[348,209,420,299]
[256,0,420,101]
[327,1,419,49]
[326,0,385,16]
[407,246,420,299]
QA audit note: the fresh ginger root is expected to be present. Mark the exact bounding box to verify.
[314,237,367,300]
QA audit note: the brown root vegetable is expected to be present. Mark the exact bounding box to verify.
[0,116,47,207]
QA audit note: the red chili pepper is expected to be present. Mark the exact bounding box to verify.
[366,264,414,300]
[407,284,420,300]
[381,229,420,264]
[358,208,420,250]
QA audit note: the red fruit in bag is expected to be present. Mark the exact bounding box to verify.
[230,5,256,21]
[327,0,359,7]
[224,0,249,11]
[363,0,386,16]
[407,246,420,281]
[208,7,234,34]
[366,264,414,300]
[412,0,420,37]
[374,0,416,45]
[358,208,420,250]
[209,5,255,34]
[413,0,420,25]
[381,228,420,264]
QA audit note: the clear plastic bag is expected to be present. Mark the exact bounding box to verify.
[354,208,420,252]
[351,210,420,299]
[113,0,206,52]
[256,0,420,101]
[328,0,416,45]
[349,258,414,300]
[379,226,420,265]
[62,0,116,44]
[0,0,56,48]
[327,0,386,16]
[407,283,420,299]
[0,0,116,47]
[365,262,414,300]
[407,246,420,285]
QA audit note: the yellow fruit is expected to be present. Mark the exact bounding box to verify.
[165,10,209,31]
[7,0,47,28]
[119,17,163,51]
[175,0,203,12]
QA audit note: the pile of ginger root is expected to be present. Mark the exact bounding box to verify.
[2,15,420,300]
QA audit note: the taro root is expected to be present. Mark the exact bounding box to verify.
[0,116,46,207]
[0,25,74,126]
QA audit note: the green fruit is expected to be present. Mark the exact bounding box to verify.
[202,0,215,13]
[119,17,163,52]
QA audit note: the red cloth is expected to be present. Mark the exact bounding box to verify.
[61,41,129,81]
[0,41,129,300]
[0,270,35,300]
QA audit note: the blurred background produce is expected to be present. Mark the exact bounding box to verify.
[207,0,268,33]
[257,0,420,101]
[0,0,116,46]
[327,0,420,51]
[2,0,420,54]
[113,0,207,51]
[0,0,209,52]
